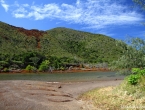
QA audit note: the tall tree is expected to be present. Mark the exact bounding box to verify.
[110,38,145,74]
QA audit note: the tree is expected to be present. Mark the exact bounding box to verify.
[110,38,145,74]
[133,0,145,10]
[110,0,145,74]
[29,57,40,67]
[133,0,145,25]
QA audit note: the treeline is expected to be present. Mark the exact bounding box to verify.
[0,51,79,72]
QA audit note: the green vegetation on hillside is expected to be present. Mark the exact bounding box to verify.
[110,37,145,75]
[0,21,124,71]
[41,27,123,63]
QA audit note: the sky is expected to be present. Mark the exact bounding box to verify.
[0,0,145,40]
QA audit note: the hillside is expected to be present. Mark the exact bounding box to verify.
[0,21,124,69]
[44,27,123,63]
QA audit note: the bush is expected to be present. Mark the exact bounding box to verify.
[3,68,9,72]
[25,65,34,72]
[128,74,140,85]
[139,69,145,76]
[0,61,8,66]
[39,60,50,72]
[31,66,37,72]
[128,68,145,85]
[60,66,65,71]
[0,66,3,70]
[131,68,140,74]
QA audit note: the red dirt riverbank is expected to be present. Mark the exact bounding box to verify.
[1,68,111,74]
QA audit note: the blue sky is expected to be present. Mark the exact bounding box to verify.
[0,0,145,40]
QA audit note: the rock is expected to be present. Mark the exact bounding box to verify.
[58,85,62,89]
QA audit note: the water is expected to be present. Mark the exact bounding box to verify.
[0,71,125,82]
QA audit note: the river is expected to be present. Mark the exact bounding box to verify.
[0,71,125,82]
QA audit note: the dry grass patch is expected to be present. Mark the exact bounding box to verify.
[79,80,145,110]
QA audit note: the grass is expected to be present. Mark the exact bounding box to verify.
[79,77,145,110]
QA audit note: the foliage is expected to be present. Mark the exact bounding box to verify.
[139,69,145,75]
[131,68,141,73]
[3,68,9,72]
[110,37,145,74]
[25,65,33,70]
[127,68,145,85]
[133,0,145,10]
[29,57,40,66]
[133,0,145,26]
[60,66,65,71]
[38,60,50,71]
[132,67,145,75]
[80,83,145,109]
[109,0,145,74]
[128,74,140,85]
[0,61,8,67]
[80,68,145,109]
[40,27,123,63]
[0,65,3,70]
[0,21,125,70]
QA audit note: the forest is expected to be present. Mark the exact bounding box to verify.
[0,21,125,72]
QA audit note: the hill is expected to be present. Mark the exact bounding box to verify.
[0,21,124,70]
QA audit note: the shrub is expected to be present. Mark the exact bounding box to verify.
[0,61,8,67]
[60,66,65,71]
[25,65,34,72]
[131,68,140,74]
[139,69,145,76]
[3,68,9,72]
[128,74,140,85]
[39,60,50,72]
[0,66,3,70]
[31,66,37,72]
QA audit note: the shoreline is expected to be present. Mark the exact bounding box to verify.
[0,80,123,110]
[0,68,113,74]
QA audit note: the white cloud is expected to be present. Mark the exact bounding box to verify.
[8,0,145,29]
[14,7,27,13]
[0,0,9,12]
[76,0,80,6]
[1,3,9,11]
[0,0,4,3]
[14,13,25,18]
[23,4,29,7]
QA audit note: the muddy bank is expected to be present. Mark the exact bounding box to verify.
[0,68,111,74]
[0,80,122,110]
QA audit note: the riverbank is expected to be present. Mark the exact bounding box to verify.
[53,68,110,73]
[0,67,111,74]
[80,79,145,110]
[0,80,122,110]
